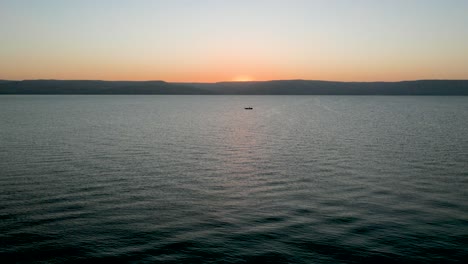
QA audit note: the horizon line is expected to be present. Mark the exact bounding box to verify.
[2,78,467,84]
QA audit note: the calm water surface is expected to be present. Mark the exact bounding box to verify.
[1,95,467,263]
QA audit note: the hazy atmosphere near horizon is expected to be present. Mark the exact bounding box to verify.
[1,0,468,82]
[1,1,468,264]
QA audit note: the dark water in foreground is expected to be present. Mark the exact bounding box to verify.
[1,95,467,263]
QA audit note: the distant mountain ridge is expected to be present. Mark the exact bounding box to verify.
[1,79,467,95]
[0,80,211,95]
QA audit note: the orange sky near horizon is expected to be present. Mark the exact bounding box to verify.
[3,59,466,83]
[1,1,468,82]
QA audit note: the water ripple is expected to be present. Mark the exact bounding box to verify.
[1,95,468,263]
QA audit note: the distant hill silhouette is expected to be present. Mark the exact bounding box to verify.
[0,80,212,95]
[1,79,467,95]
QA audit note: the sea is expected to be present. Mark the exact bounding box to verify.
[1,95,467,263]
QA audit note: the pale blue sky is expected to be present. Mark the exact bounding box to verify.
[1,0,467,81]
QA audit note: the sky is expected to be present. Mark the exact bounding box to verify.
[1,0,467,82]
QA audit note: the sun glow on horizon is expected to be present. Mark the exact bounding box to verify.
[232,75,254,82]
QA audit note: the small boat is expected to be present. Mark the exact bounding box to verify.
[244,107,253,110]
